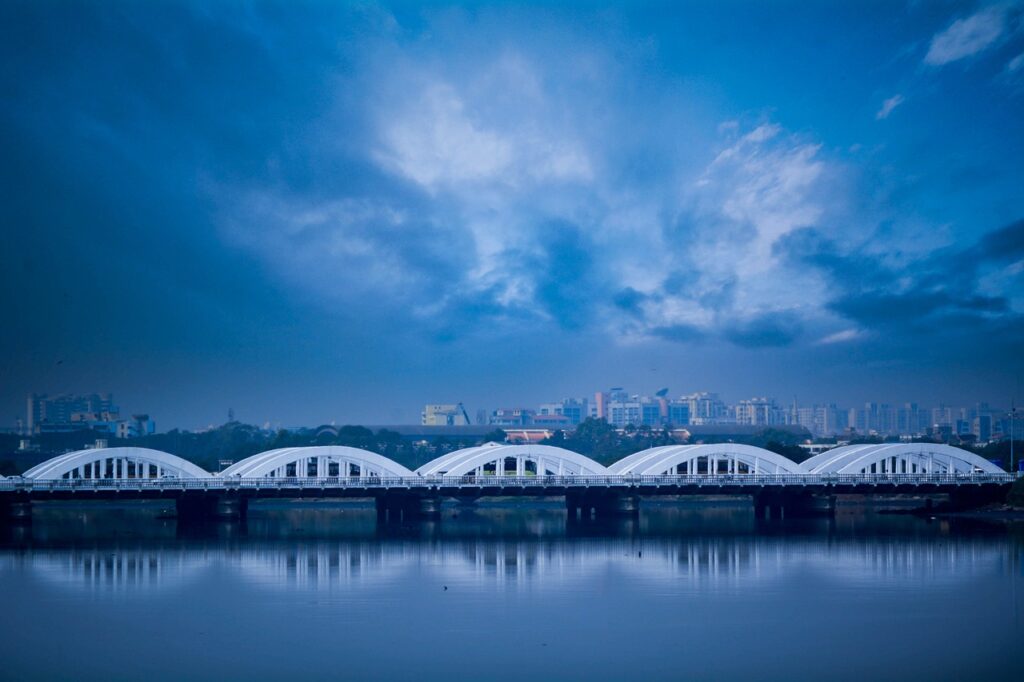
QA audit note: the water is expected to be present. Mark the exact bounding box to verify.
[1,500,1023,681]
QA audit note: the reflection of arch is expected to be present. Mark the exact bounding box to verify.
[29,549,208,593]
[416,443,609,477]
[22,447,212,480]
[798,443,1003,474]
[608,444,800,475]
[219,446,414,478]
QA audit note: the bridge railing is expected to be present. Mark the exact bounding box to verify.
[0,472,1016,492]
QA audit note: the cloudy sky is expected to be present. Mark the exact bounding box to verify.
[1,1,1023,428]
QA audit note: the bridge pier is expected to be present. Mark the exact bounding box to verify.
[565,491,584,521]
[944,485,1005,511]
[176,495,248,522]
[753,491,831,520]
[566,491,639,520]
[376,492,440,522]
[595,492,640,518]
[416,493,443,519]
[175,496,218,521]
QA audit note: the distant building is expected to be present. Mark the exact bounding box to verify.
[666,400,690,426]
[538,398,589,425]
[116,414,156,439]
[735,398,781,427]
[25,392,155,438]
[972,415,992,443]
[680,392,727,425]
[489,408,536,427]
[27,392,116,434]
[421,403,470,426]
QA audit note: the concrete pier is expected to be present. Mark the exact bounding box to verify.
[176,496,217,521]
[566,491,640,520]
[376,492,425,522]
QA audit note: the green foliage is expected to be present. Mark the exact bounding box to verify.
[542,417,674,465]
[747,428,807,447]
[482,428,507,444]
[1008,476,1024,507]
[762,441,810,464]
[975,440,1024,472]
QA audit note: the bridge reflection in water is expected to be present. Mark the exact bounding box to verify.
[4,503,1023,682]
[1,504,1015,595]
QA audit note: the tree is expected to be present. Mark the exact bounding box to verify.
[481,428,507,444]
[558,418,632,465]
[762,441,811,464]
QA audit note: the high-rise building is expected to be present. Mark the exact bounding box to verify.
[27,393,118,434]
[680,392,726,424]
[666,401,690,426]
[735,398,780,427]
[972,415,992,442]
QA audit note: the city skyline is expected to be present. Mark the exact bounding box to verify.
[12,386,1019,441]
[2,2,1023,429]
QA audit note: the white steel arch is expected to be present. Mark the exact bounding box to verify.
[219,446,415,478]
[22,447,212,480]
[608,444,801,476]
[799,443,1002,474]
[797,445,879,473]
[415,443,609,477]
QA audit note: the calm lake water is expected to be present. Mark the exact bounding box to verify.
[1,500,1023,681]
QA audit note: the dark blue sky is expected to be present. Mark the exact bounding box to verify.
[2,1,1023,428]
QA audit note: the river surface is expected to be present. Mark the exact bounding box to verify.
[1,500,1023,681]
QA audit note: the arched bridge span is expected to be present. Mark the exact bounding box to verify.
[12,442,1011,481]
[609,444,801,476]
[799,443,1004,475]
[219,446,415,478]
[415,443,609,477]
[22,447,212,480]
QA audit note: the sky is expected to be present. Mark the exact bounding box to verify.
[1,0,1023,429]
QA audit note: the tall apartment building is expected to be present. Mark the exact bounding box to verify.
[26,393,118,434]
[972,415,992,442]
[735,397,782,427]
[680,392,727,425]
[588,389,692,427]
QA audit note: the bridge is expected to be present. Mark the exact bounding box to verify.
[0,442,1015,522]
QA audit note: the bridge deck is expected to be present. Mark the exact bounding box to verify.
[0,473,1015,502]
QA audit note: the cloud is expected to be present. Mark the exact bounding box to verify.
[1009,52,1024,72]
[777,219,1024,341]
[723,312,803,348]
[924,5,1011,66]
[816,328,865,345]
[201,7,1021,365]
[875,94,905,120]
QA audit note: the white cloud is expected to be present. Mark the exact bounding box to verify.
[875,94,905,120]
[702,127,826,273]
[924,5,1010,66]
[212,13,859,349]
[371,59,593,194]
[375,83,515,190]
[816,328,865,345]
[1008,52,1024,72]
